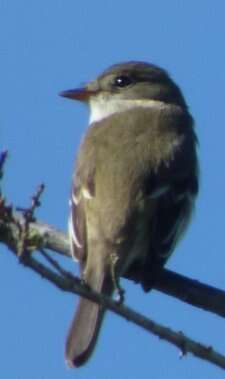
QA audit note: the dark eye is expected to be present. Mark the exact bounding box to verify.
[113,75,133,88]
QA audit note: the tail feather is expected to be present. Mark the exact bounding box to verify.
[65,264,113,367]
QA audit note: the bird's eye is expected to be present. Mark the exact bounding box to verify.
[113,75,133,88]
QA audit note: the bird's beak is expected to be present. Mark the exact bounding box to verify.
[59,87,96,102]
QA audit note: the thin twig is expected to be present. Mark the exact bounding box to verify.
[39,248,76,281]
[0,151,8,201]
[17,183,45,222]
[16,184,45,256]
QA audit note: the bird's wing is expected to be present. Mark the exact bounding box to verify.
[69,170,95,262]
[130,151,199,291]
[150,174,198,261]
[68,183,86,262]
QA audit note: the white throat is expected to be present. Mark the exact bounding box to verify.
[89,96,168,124]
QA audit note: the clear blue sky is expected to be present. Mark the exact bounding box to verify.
[1,1,225,378]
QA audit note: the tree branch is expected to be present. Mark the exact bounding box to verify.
[4,239,225,371]
[1,207,225,320]
[1,195,225,370]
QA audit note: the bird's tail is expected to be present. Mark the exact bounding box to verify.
[65,258,113,367]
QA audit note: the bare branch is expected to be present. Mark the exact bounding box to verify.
[8,244,225,371]
[1,206,225,320]
[1,198,225,370]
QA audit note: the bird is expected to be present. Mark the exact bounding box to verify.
[60,61,199,368]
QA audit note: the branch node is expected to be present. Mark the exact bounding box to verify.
[16,183,45,257]
[178,331,188,358]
